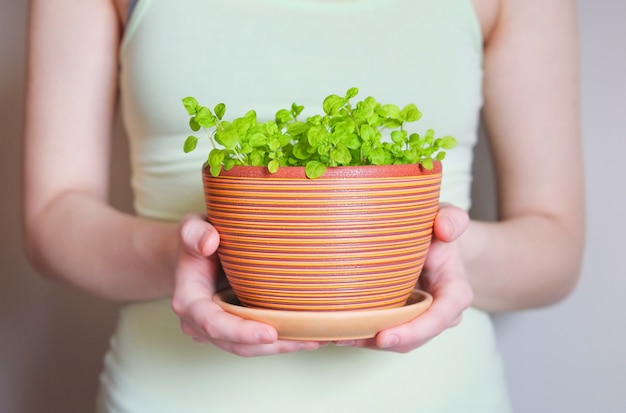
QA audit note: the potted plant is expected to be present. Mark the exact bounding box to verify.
[182,88,456,316]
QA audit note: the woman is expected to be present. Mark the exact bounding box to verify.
[23,0,584,411]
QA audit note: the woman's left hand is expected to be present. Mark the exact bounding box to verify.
[335,204,474,352]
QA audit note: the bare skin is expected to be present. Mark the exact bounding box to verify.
[23,0,583,356]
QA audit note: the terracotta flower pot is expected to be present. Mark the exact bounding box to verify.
[202,161,442,311]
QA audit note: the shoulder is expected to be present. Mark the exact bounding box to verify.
[470,0,500,42]
[113,0,129,25]
[477,0,578,45]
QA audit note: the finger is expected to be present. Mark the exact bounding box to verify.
[181,297,279,345]
[333,338,375,349]
[173,248,219,305]
[179,214,220,257]
[211,339,321,357]
[374,313,452,353]
[375,279,473,352]
[181,306,322,356]
[433,204,469,243]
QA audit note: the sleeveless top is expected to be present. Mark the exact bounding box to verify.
[97,1,512,412]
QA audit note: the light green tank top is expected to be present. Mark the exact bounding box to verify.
[119,0,483,221]
[98,1,512,412]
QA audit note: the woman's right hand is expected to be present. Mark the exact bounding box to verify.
[171,214,321,356]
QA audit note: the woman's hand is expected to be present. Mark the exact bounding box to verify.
[171,214,321,357]
[336,204,474,352]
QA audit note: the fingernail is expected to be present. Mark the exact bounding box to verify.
[199,231,216,255]
[299,342,319,351]
[334,340,355,347]
[443,216,456,239]
[381,335,399,348]
[257,330,274,343]
[182,225,206,252]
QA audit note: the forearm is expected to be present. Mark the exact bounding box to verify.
[23,191,179,301]
[461,215,584,312]
[466,0,584,312]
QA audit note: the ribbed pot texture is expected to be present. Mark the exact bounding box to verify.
[203,162,442,311]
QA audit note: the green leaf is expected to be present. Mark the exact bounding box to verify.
[367,113,382,127]
[353,106,372,123]
[293,141,312,160]
[379,104,401,119]
[279,133,292,147]
[248,133,267,147]
[389,143,403,155]
[307,127,326,147]
[232,117,253,135]
[214,103,226,120]
[333,120,356,135]
[400,104,422,122]
[215,128,239,149]
[275,109,292,125]
[208,148,225,166]
[439,135,457,149]
[249,150,265,166]
[291,102,305,117]
[195,107,216,128]
[404,148,419,163]
[266,121,279,135]
[268,138,281,151]
[421,157,434,170]
[268,159,280,174]
[408,133,421,147]
[369,148,386,165]
[360,124,377,142]
[183,136,198,153]
[361,96,379,113]
[243,110,257,122]
[345,87,359,99]
[391,130,407,144]
[305,161,326,179]
[307,114,323,126]
[189,117,200,132]
[330,144,352,164]
[383,118,402,129]
[209,164,222,177]
[240,143,253,154]
[287,121,309,136]
[317,142,331,157]
[353,97,377,121]
[424,129,435,143]
[323,95,345,116]
[342,134,362,150]
[182,96,198,115]
[223,159,236,170]
[436,151,447,161]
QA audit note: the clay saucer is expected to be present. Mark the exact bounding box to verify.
[213,289,433,341]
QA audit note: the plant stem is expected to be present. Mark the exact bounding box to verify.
[205,128,218,150]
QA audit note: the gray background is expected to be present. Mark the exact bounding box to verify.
[1,1,624,411]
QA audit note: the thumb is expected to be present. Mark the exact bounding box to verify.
[180,214,220,257]
[432,204,469,243]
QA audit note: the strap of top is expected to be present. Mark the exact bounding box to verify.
[127,0,139,20]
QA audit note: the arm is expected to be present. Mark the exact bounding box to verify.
[23,1,322,355]
[22,0,177,301]
[338,0,584,351]
[463,0,585,311]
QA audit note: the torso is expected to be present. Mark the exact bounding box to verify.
[98,2,512,411]
[113,0,500,41]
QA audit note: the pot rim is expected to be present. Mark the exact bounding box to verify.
[203,161,442,179]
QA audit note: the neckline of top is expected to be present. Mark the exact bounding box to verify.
[254,0,394,12]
